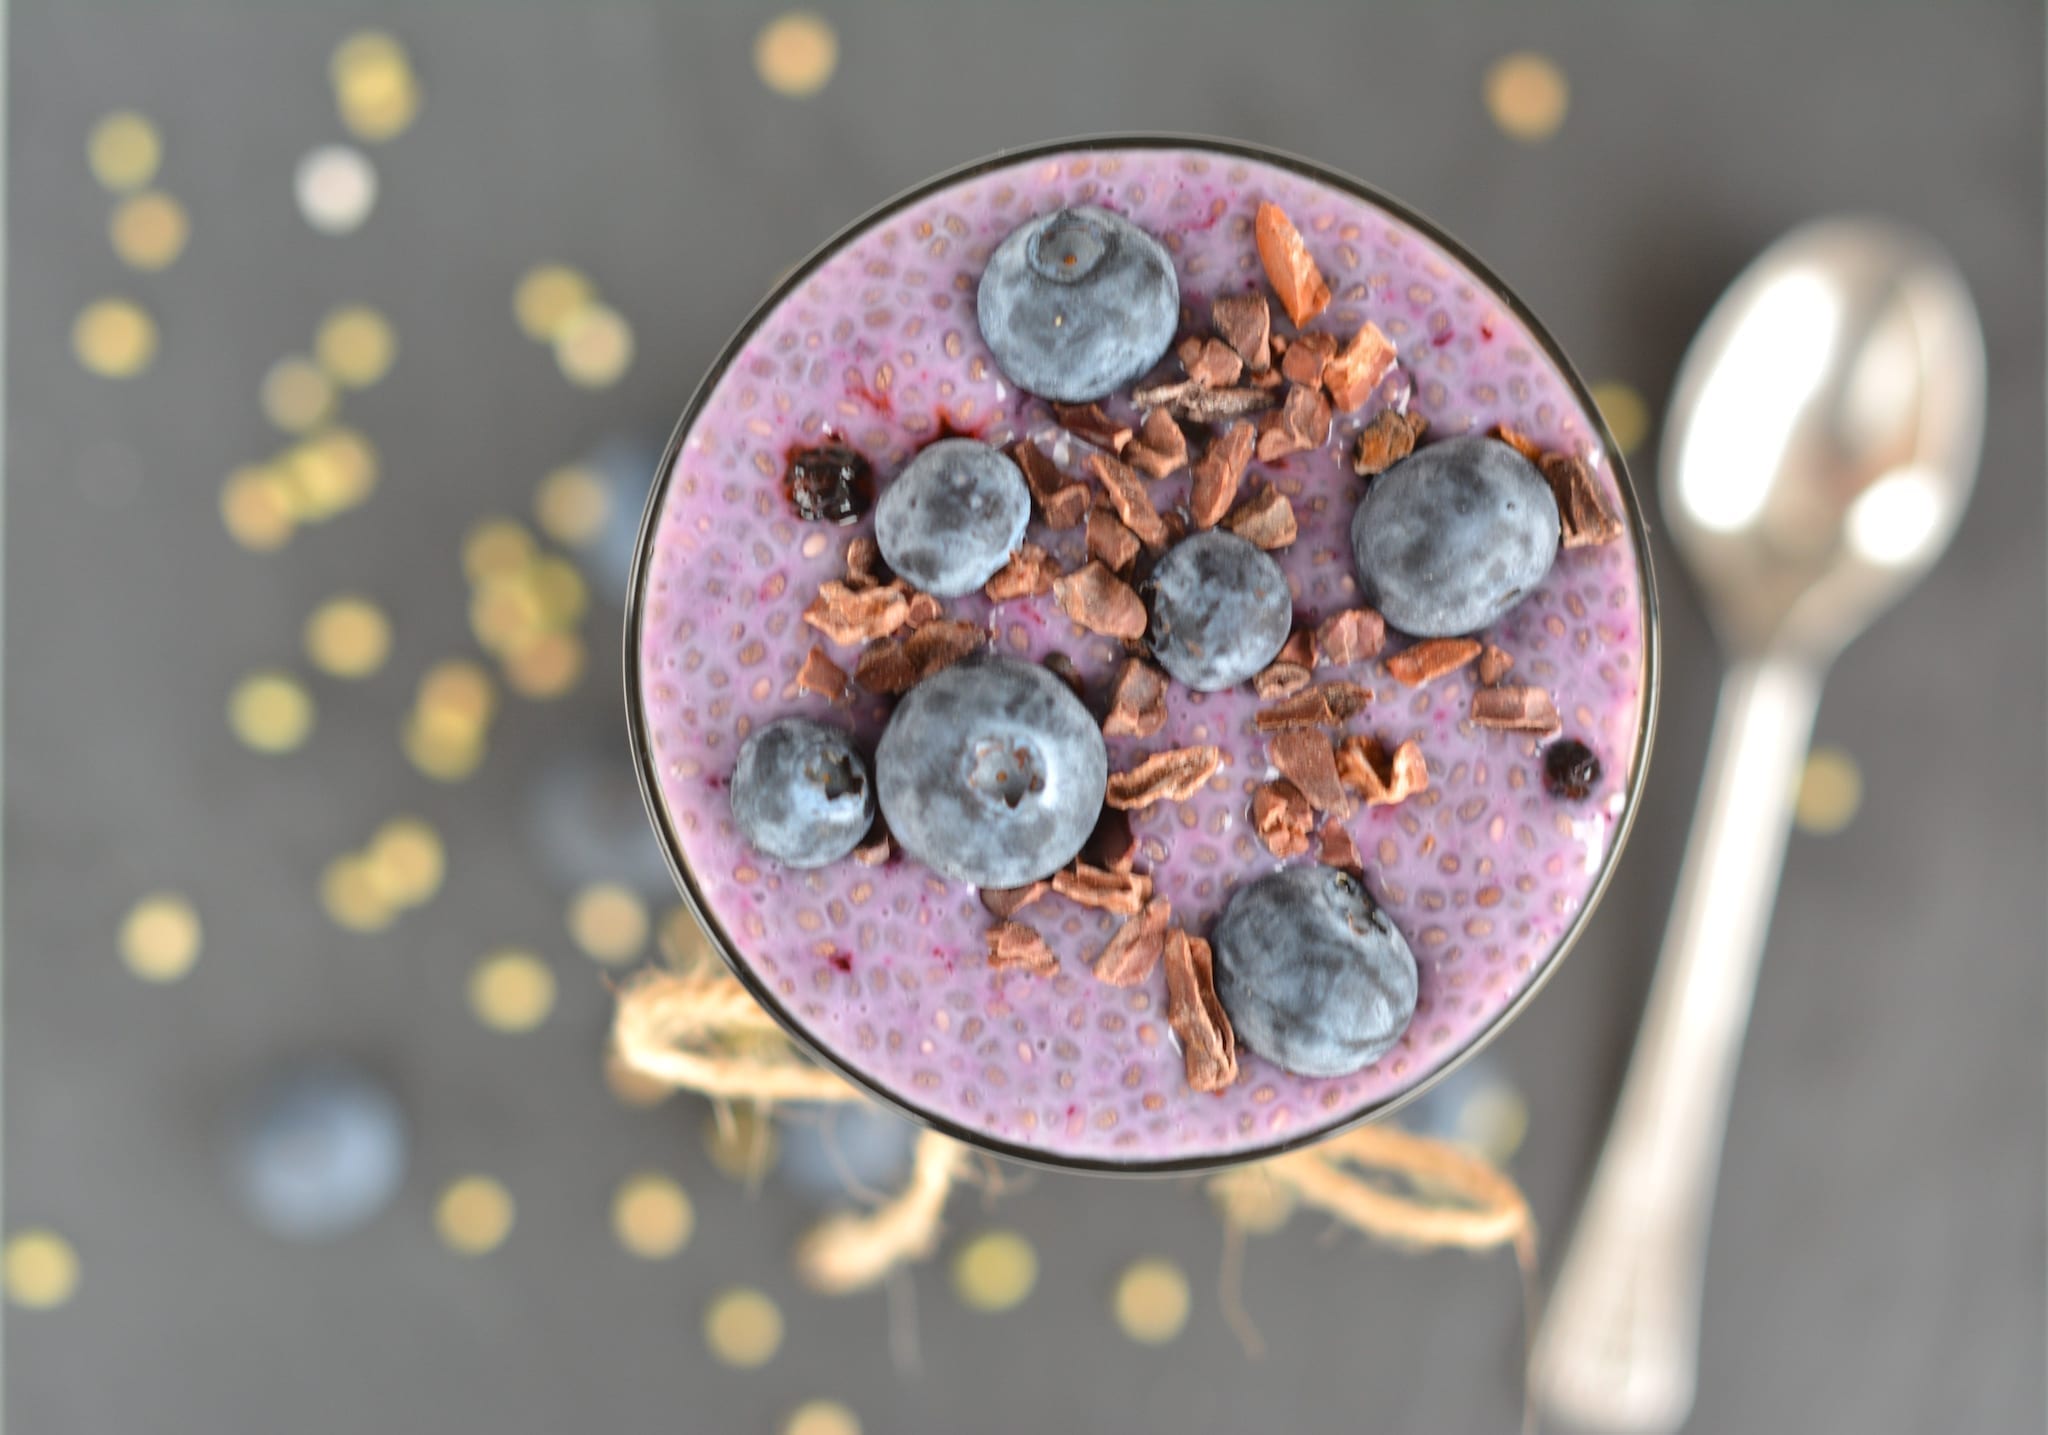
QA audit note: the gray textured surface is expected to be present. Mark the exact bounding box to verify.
[8,4,2044,1434]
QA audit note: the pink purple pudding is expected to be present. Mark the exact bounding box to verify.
[628,138,1656,1171]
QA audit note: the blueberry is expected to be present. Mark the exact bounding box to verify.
[875,653,1107,888]
[1350,435,1560,637]
[1145,530,1293,691]
[228,1062,407,1240]
[1210,866,1419,1078]
[976,206,1180,403]
[874,438,1031,597]
[730,717,875,869]
[785,443,874,525]
[1543,737,1602,800]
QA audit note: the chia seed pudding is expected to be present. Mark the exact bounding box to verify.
[630,139,1655,1171]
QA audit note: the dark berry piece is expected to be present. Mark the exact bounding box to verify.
[786,443,874,525]
[1145,530,1293,691]
[874,438,1031,597]
[730,717,876,869]
[1543,737,1602,800]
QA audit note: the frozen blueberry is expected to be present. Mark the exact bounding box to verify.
[1543,737,1602,800]
[874,438,1031,597]
[1350,435,1560,637]
[875,653,1107,889]
[1145,530,1293,691]
[1210,866,1419,1078]
[730,717,875,869]
[976,206,1180,403]
[785,443,874,525]
[228,1062,407,1241]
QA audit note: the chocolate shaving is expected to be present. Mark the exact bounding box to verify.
[1252,779,1314,858]
[1478,644,1515,686]
[1540,452,1626,548]
[1323,320,1398,413]
[1253,660,1313,700]
[1122,406,1190,478]
[1211,292,1271,371]
[1280,331,1337,388]
[1054,561,1147,640]
[987,920,1059,977]
[1043,483,1091,530]
[1254,201,1331,328]
[1102,658,1169,738]
[1254,681,1372,732]
[983,543,1061,602]
[1255,383,1332,461]
[1052,863,1153,916]
[1043,651,1086,700]
[1086,504,1141,576]
[844,535,883,588]
[1471,684,1563,734]
[1009,439,1091,529]
[1353,408,1427,476]
[903,590,944,628]
[1190,420,1255,529]
[1318,817,1365,875]
[1385,637,1481,688]
[1106,746,1223,810]
[853,619,985,694]
[804,580,910,646]
[1268,728,1352,815]
[1052,402,1133,453]
[1177,335,1244,390]
[1085,452,1168,551]
[980,881,1049,919]
[1316,608,1386,666]
[797,645,850,702]
[1164,929,1237,1093]
[1223,485,1299,550]
[1093,897,1171,987]
[1335,735,1429,807]
[1490,423,1545,462]
[1085,807,1138,875]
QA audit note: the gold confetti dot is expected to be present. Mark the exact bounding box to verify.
[704,1287,784,1367]
[1590,381,1650,457]
[88,111,161,192]
[402,716,485,782]
[228,671,314,754]
[72,298,157,378]
[531,559,589,630]
[605,1045,674,1109]
[365,817,445,908]
[109,190,189,271]
[463,518,537,583]
[554,303,634,388]
[418,659,497,732]
[567,883,650,965]
[1795,746,1863,836]
[785,1400,862,1435]
[612,1173,694,1259]
[1484,52,1569,143]
[331,30,421,143]
[315,306,397,388]
[1207,1163,1298,1236]
[296,144,378,235]
[304,595,392,678]
[261,357,337,434]
[952,1229,1037,1312]
[320,854,395,933]
[534,465,611,547]
[659,905,714,970]
[5,1230,79,1309]
[469,576,546,655]
[703,1105,778,1179]
[120,892,202,983]
[469,949,556,1033]
[514,265,595,343]
[283,428,379,519]
[1113,1257,1191,1345]
[435,1175,514,1255]
[219,466,298,551]
[755,12,839,98]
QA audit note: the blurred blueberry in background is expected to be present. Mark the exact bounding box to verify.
[776,1101,918,1206]
[228,1062,408,1241]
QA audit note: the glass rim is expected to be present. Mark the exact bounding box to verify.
[622,131,1663,1177]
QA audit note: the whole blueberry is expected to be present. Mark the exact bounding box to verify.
[1350,435,1560,637]
[876,653,1107,889]
[229,1062,407,1241]
[1210,866,1419,1078]
[976,206,1180,403]
[874,439,1031,597]
[730,717,875,869]
[1146,530,1293,691]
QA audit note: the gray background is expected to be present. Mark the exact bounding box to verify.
[8,3,2044,1433]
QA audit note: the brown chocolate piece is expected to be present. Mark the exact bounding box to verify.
[1252,660,1313,700]
[1323,320,1398,412]
[1132,380,1279,422]
[1009,439,1091,529]
[1043,651,1086,699]
[1052,863,1153,916]
[1211,292,1272,371]
[1051,402,1133,453]
[1268,728,1352,815]
[1490,423,1545,462]
[1277,628,1316,669]
[980,881,1049,919]
[1177,335,1244,390]
[1352,408,1426,477]
[1224,486,1299,550]
[987,920,1059,977]
[1093,897,1171,987]
[983,543,1060,602]
[1318,817,1364,875]
[903,590,944,628]
[1053,561,1147,640]
[1385,637,1482,688]
[1471,684,1563,734]
[1315,608,1386,666]
[1279,330,1338,388]
[1189,420,1255,530]
[845,534,883,588]
[1164,929,1237,1093]
[797,645,850,702]
[1254,202,1331,328]
[1252,779,1315,859]
[1085,452,1168,551]
[804,580,910,646]
[1106,745,1223,810]
[852,619,985,694]
[1477,644,1515,686]
[1086,505,1141,576]
[1085,807,1138,875]
[852,822,893,867]
[1122,407,1190,478]
[1540,451,1626,548]
[1335,735,1429,807]
[1044,483,1091,530]
[1255,384,1332,461]
[1102,658,1169,738]
[1253,681,1372,732]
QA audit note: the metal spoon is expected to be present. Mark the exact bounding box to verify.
[1530,219,1985,1432]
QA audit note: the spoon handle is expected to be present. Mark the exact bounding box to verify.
[1531,655,1821,1433]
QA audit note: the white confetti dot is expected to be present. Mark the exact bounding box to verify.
[295,145,378,236]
